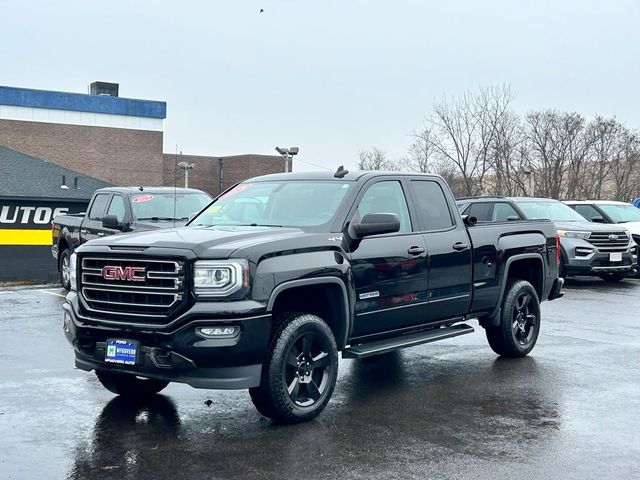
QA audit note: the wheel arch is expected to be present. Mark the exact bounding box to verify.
[266,277,351,349]
[482,253,545,327]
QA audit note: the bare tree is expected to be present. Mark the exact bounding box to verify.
[427,85,514,196]
[358,147,396,170]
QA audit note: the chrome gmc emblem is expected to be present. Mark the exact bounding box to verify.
[101,265,146,282]
[609,234,619,241]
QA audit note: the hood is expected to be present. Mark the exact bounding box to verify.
[86,225,315,258]
[133,219,189,230]
[554,221,630,233]
[615,221,640,236]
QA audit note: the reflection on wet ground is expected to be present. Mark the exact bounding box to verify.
[1,281,639,479]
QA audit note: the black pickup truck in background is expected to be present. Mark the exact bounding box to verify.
[52,186,211,289]
[63,170,563,423]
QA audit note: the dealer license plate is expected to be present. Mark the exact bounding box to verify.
[610,252,623,262]
[105,339,138,365]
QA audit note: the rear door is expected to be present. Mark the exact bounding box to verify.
[81,193,111,243]
[349,178,429,338]
[409,179,472,322]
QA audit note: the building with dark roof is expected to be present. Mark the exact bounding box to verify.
[0,145,112,200]
[0,146,113,283]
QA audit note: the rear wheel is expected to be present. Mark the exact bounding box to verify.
[59,249,71,290]
[96,371,168,397]
[486,280,541,357]
[249,313,338,423]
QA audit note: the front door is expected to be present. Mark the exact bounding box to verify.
[349,179,429,338]
[81,193,112,243]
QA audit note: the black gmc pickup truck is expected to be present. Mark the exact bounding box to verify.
[63,170,563,423]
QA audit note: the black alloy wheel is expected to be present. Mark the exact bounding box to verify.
[511,290,537,347]
[485,280,541,357]
[249,313,338,423]
[283,331,333,407]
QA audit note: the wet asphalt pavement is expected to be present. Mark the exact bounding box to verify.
[1,279,639,480]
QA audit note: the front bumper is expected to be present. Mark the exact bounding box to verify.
[561,238,635,277]
[63,292,270,390]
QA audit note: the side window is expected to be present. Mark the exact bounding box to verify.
[106,195,126,223]
[410,180,455,230]
[574,205,601,222]
[88,194,111,220]
[468,202,493,222]
[356,181,412,233]
[492,202,521,222]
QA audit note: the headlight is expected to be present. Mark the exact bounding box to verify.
[69,253,78,291]
[557,230,591,240]
[193,260,247,297]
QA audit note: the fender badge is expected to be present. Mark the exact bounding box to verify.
[328,235,343,242]
[359,291,380,300]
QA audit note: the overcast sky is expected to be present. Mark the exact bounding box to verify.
[2,0,639,171]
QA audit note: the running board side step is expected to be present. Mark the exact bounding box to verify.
[342,324,474,359]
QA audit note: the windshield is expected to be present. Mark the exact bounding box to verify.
[131,192,211,220]
[514,200,587,222]
[191,181,352,228]
[598,203,640,223]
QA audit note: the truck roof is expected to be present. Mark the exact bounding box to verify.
[96,186,208,195]
[244,170,443,183]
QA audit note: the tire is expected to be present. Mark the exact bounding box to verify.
[599,273,625,283]
[485,280,541,358]
[96,371,169,397]
[249,313,339,423]
[59,249,72,290]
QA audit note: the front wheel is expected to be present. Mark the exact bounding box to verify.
[96,371,168,397]
[249,313,338,423]
[486,280,541,357]
[599,273,625,283]
[59,249,71,290]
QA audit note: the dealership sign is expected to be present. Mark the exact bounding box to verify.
[0,200,87,245]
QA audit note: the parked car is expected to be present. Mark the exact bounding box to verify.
[456,196,636,282]
[63,170,563,423]
[564,200,640,246]
[52,187,211,289]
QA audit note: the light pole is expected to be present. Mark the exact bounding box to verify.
[522,168,533,196]
[178,161,194,188]
[275,146,299,173]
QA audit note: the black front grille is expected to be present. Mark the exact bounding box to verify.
[80,256,186,320]
[587,231,630,251]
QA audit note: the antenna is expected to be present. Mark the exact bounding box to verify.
[334,165,349,178]
[173,146,178,229]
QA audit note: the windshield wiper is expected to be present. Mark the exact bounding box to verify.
[137,216,180,221]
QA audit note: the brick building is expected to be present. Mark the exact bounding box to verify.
[162,153,285,196]
[0,82,288,196]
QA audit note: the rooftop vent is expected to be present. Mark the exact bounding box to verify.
[89,81,119,97]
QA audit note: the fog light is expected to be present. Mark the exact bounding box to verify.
[195,326,240,338]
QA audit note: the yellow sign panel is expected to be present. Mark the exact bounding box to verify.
[0,229,52,246]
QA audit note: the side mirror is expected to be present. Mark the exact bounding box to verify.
[461,214,477,226]
[507,215,520,221]
[349,213,400,239]
[591,216,606,223]
[102,215,122,230]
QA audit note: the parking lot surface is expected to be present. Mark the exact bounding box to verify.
[1,279,638,479]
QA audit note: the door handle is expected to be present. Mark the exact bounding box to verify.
[97,232,105,237]
[80,229,89,236]
[407,246,425,255]
[452,242,469,251]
